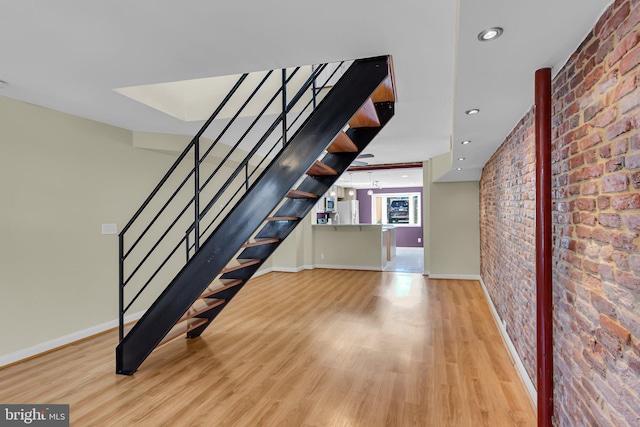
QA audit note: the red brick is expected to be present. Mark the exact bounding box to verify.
[602,173,628,192]
[606,157,625,172]
[569,154,585,170]
[621,89,640,114]
[600,314,632,344]
[584,149,597,164]
[582,181,599,195]
[611,232,637,250]
[576,198,597,211]
[598,196,611,209]
[591,108,617,128]
[611,193,640,209]
[585,66,604,91]
[610,31,640,67]
[597,36,615,64]
[629,254,640,273]
[595,7,613,37]
[606,117,634,140]
[583,348,607,377]
[599,213,621,228]
[614,70,639,101]
[584,164,604,178]
[614,139,628,155]
[612,250,629,269]
[621,45,640,75]
[595,328,624,358]
[617,3,640,39]
[615,269,640,291]
[480,5,640,423]
[601,1,630,39]
[593,227,612,243]
[581,212,597,226]
[629,354,640,376]
[599,70,619,93]
[591,292,616,317]
[623,215,640,234]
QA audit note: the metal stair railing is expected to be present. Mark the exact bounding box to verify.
[118,60,351,342]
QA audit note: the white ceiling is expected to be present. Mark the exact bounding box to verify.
[0,0,612,184]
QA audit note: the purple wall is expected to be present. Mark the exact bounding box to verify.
[356,186,423,248]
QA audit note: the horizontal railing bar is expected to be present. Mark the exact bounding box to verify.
[123,233,188,314]
[198,63,328,241]
[120,74,247,237]
[123,196,195,287]
[199,70,275,165]
[238,63,333,184]
[193,73,250,141]
[198,67,303,218]
[123,168,195,261]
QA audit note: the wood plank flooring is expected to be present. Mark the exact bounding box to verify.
[0,270,536,426]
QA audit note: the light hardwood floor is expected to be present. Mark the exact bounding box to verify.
[0,270,536,426]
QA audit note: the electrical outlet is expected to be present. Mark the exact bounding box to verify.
[321,253,325,260]
[418,237,421,243]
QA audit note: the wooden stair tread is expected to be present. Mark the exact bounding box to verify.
[178,299,225,323]
[157,318,208,348]
[371,76,395,103]
[307,161,338,177]
[266,216,299,221]
[242,238,279,248]
[348,98,380,128]
[201,279,243,298]
[220,259,261,274]
[287,190,319,199]
[327,131,358,153]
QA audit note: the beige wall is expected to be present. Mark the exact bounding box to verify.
[0,96,183,357]
[271,214,313,271]
[424,157,480,277]
[312,225,384,269]
[0,96,271,360]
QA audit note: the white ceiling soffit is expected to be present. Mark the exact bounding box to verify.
[337,168,423,190]
[0,1,614,185]
[441,0,613,183]
[0,1,456,171]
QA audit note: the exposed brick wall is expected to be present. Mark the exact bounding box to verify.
[480,0,640,425]
[480,111,537,383]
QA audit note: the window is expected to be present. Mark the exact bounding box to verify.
[371,192,421,226]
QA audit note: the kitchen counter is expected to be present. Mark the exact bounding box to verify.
[312,224,396,270]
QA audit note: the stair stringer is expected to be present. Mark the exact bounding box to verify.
[116,56,392,375]
[187,101,396,338]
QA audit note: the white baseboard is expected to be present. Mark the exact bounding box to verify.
[428,274,482,280]
[272,265,305,273]
[313,264,382,271]
[479,276,537,406]
[253,267,273,277]
[0,310,146,368]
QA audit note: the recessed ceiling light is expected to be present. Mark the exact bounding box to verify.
[478,27,503,42]
[0,81,8,89]
[401,174,409,178]
[458,157,466,161]
[456,168,463,171]
[465,108,480,115]
[461,140,471,145]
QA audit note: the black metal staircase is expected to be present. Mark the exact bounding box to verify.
[116,55,396,375]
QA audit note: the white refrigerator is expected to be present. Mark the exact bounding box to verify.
[336,200,359,224]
